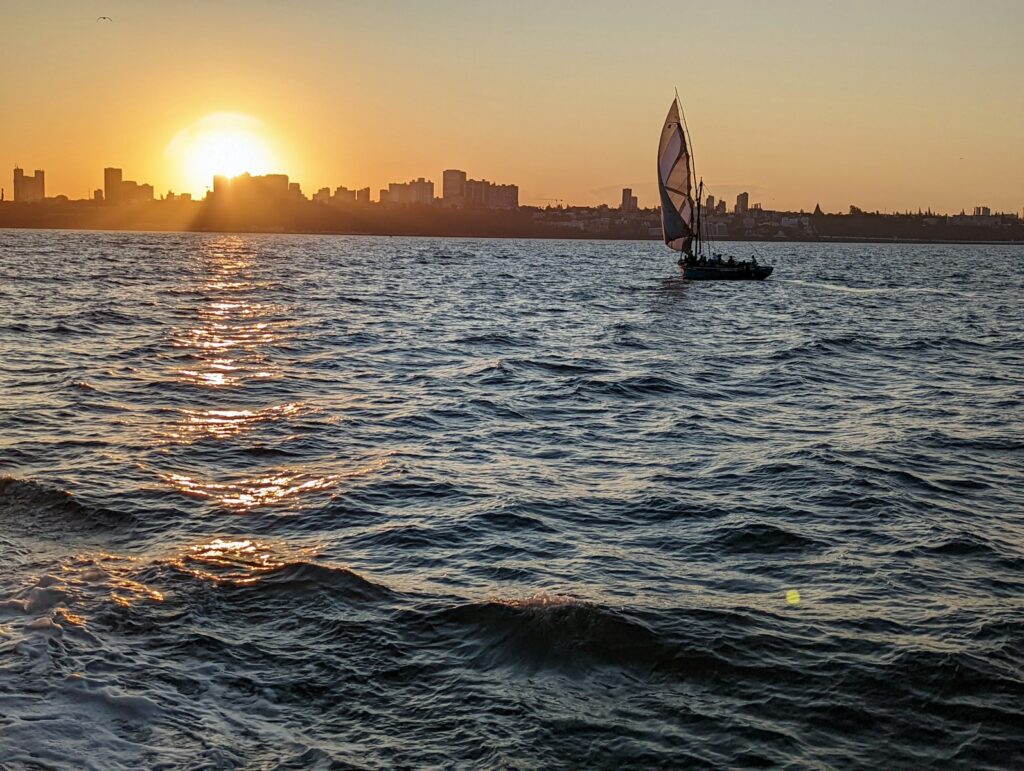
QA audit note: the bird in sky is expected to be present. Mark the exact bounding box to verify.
[97,16,112,22]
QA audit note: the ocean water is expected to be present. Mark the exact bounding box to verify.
[0,229,1022,769]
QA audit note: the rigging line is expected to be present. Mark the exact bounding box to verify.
[674,88,698,204]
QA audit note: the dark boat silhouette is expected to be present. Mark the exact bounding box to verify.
[678,257,773,280]
[657,96,773,281]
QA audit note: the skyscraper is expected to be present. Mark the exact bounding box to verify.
[443,169,467,205]
[13,167,44,202]
[735,192,749,215]
[104,167,123,204]
[620,188,638,212]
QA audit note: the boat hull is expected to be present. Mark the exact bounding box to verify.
[680,263,773,281]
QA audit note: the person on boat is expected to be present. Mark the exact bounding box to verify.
[727,256,735,266]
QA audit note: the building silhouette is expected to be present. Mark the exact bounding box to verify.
[443,169,467,206]
[463,177,518,210]
[332,186,356,205]
[386,177,434,205]
[104,167,153,204]
[326,185,370,206]
[104,168,122,204]
[13,167,45,202]
[621,188,638,212]
[735,192,749,215]
[210,172,295,204]
[439,169,519,210]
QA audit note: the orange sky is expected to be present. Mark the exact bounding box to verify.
[2,0,1022,213]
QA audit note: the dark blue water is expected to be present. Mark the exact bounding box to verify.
[1,229,1022,768]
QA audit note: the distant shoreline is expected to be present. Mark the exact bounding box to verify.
[1,223,1023,247]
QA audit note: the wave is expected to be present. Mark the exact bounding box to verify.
[896,535,1024,570]
[576,375,683,398]
[702,521,821,554]
[0,476,134,534]
[422,595,803,686]
[433,595,677,675]
[453,332,535,348]
[243,561,394,601]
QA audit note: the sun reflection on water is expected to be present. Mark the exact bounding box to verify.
[169,239,292,390]
[150,236,382,513]
[160,470,340,509]
[167,401,309,443]
[157,458,386,512]
[167,537,320,585]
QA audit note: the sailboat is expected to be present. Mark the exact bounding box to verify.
[658,97,773,281]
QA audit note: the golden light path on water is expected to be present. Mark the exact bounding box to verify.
[159,470,340,510]
[154,236,356,512]
[170,402,307,442]
[168,538,323,586]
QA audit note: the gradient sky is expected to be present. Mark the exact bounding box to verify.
[3,0,1022,212]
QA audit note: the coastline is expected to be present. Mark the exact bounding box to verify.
[1,222,1023,247]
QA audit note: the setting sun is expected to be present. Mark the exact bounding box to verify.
[165,113,278,197]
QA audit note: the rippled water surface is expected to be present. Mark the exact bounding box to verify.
[1,230,1022,768]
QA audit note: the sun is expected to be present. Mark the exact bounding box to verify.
[165,113,278,197]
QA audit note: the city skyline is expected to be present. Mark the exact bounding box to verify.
[8,161,1021,220]
[2,1,1023,212]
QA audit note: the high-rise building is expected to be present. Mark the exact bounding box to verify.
[441,170,520,210]
[104,167,123,204]
[489,183,519,210]
[332,186,357,205]
[387,177,434,205]
[735,192,749,215]
[411,177,434,204]
[356,187,370,204]
[460,177,519,209]
[209,173,293,206]
[313,187,331,204]
[13,167,45,202]
[706,195,715,213]
[443,169,467,205]
[101,168,153,204]
[621,188,638,211]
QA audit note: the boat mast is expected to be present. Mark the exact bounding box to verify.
[695,179,703,257]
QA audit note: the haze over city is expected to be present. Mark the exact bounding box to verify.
[3,0,1022,213]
